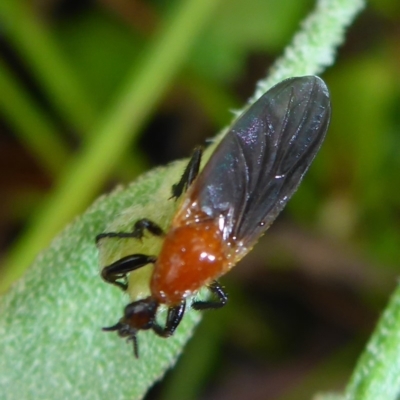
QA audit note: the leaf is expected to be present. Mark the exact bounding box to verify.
[0,160,202,400]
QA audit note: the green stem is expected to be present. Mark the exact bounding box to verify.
[0,0,146,180]
[0,1,97,133]
[0,59,69,176]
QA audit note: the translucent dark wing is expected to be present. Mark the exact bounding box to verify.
[191,76,331,249]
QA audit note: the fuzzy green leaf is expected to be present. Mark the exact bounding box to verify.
[0,160,202,400]
[344,283,400,400]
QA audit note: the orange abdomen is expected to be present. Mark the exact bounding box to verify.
[151,221,231,306]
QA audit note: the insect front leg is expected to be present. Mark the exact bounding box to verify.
[171,147,203,199]
[96,218,165,243]
[101,254,157,291]
[130,218,165,239]
[152,301,186,337]
[191,281,228,310]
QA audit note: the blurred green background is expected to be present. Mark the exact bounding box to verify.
[0,0,399,399]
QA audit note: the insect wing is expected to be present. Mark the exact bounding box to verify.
[191,76,331,248]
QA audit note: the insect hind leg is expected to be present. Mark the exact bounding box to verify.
[101,254,157,291]
[192,281,228,310]
[171,147,203,199]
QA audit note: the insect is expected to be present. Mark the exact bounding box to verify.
[96,75,331,357]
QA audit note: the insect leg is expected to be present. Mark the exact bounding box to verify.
[130,218,165,239]
[171,147,203,199]
[191,281,228,310]
[101,254,157,291]
[102,322,140,358]
[96,218,165,243]
[152,301,186,337]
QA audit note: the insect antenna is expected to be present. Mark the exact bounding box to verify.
[127,334,139,358]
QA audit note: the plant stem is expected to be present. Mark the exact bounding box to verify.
[0,1,97,132]
[0,59,69,175]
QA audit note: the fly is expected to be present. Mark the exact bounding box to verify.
[96,75,331,357]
